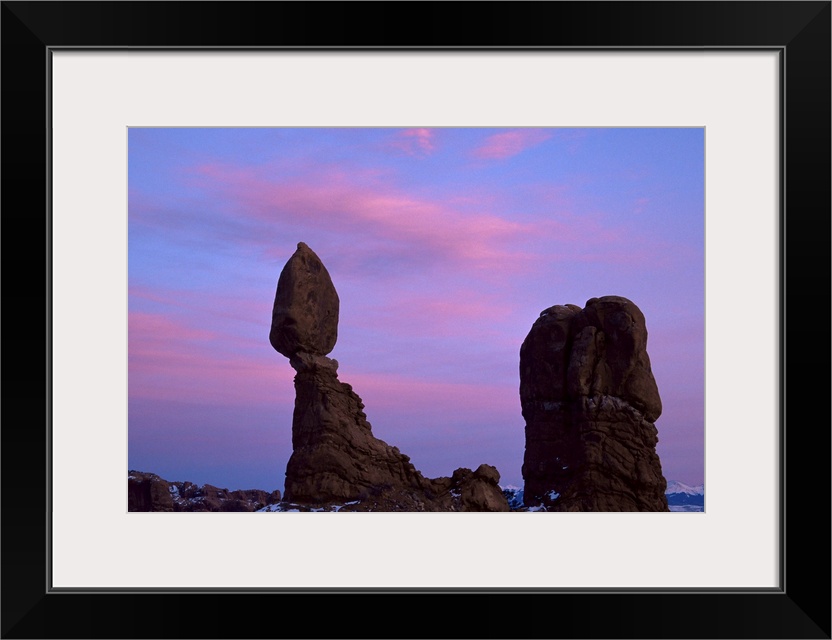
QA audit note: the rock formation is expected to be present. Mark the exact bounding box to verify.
[127,469,510,513]
[128,471,282,512]
[271,242,508,512]
[269,242,339,359]
[519,296,668,511]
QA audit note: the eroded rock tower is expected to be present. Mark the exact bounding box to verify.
[519,296,668,511]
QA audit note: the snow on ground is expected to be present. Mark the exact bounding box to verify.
[256,503,357,513]
[254,483,704,512]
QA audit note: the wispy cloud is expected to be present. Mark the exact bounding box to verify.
[130,158,672,290]
[181,163,543,275]
[472,129,551,160]
[129,311,217,343]
[633,197,651,214]
[128,310,294,405]
[129,285,273,336]
[387,128,436,156]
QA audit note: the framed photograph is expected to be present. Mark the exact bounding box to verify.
[2,2,829,638]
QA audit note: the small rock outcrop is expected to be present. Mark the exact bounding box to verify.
[271,242,508,511]
[519,296,668,511]
[127,471,282,512]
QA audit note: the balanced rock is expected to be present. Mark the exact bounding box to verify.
[271,243,508,512]
[269,242,339,358]
[519,296,668,511]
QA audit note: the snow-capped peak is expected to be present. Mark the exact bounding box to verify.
[665,480,704,496]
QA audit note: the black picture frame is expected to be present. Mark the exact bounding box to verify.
[2,2,829,638]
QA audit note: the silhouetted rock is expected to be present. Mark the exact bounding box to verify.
[450,464,509,512]
[269,242,339,358]
[128,471,174,512]
[283,353,434,503]
[519,296,668,511]
[271,243,508,512]
[127,471,282,512]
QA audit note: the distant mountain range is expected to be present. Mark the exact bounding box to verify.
[665,481,704,511]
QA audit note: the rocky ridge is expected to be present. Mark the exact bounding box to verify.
[128,471,698,512]
[127,469,512,513]
[127,470,282,512]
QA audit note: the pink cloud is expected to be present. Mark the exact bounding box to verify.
[128,310,294,405]
[129,311,217,342]
[136,159,670,288]
[388,128,436,156]
[130,285,273,334]
[472,129,551,160]
[634,197,651,214]
[185,163,544,274]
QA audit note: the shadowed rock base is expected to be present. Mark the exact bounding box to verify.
[520,296,669,511]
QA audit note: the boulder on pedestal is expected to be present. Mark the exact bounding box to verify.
[270,242,508,512]
[269,242,339,359]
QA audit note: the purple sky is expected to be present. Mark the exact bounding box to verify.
[128,127,704,493]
